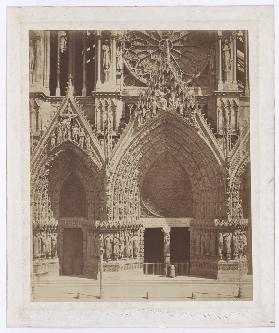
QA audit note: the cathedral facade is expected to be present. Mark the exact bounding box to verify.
[30,30,251,281]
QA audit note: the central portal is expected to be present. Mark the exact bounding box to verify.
[62,228,83,275]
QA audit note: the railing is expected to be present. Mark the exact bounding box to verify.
[143,263,165,275]
[143,262,190,276]
[172,262,190,276]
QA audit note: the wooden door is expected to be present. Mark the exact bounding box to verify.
[62,228,83,275]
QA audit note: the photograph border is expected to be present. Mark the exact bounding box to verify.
[6,5,274,327]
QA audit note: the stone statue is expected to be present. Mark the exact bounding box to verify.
[29,39,36,73]
[158,92,167,111]
[124,236,129,258]
[104,236,112,260]
[50,132,56,148]
[239,232,247,258]
[72,122,79,142]
[232,231,239,259]
[102,44,110,70]
[85,135,91,149]
[163,230,170,256]
[116,48,123,72]
[179,100,184,116]
[58,31,67,54]
[133,238,138,258]
[33,232,40,259]
[112,237,119,260]
[218,232,223,260]
[151,96,157,117]
[79,128,85,148]
[119,235,125,258]
[56,121,63,144]
[224,233,232,260]
[45,232,51,258]
[223,39,232,72]
[41,232,46,258]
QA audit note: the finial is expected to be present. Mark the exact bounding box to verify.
[66,74,74,97]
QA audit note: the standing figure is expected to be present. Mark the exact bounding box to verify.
[132,238,138,258]
[223,39,232,83]
[102,43,110,82]
[72,122,79,143]
[51,232,57,258]
[116,47,123,72]
[50,132,56,148]
[45,231,51,259]
[85,135,91,150]
[56,121,63,144]
[104,236,112,260]
[120,234,125,258]
[112,237,119,260]
[33,232,40,259]
[151,96,157,117]
[66,118,72,140]
[232,230,239,260]
[102,44,111,70]
[224,233,232,260]
[79,127,85,148]
[41,231,46,258]
[29,39,36,73]
[218,232,224,260]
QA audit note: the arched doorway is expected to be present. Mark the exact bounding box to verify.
[59,173,87,275]
[141,152,192,275]
[110,113,226,278]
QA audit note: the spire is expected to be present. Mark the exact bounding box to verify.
[66,74,74,97]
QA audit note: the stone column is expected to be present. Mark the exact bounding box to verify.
[43,31,50,95]
[96,31,102,87]
[162,227,170,276]
[217,31,223,91]
[82,31,87,96]
[232,31,238,87]
[111,33,117,86]
[244,30,250,96]
[56,31,61,96]
[68,31,76,91]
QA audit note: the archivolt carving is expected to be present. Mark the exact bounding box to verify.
[108,114,226,227]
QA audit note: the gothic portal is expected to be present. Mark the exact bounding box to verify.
[30,30,251,280]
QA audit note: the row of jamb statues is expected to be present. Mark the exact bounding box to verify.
[33,226,58,260]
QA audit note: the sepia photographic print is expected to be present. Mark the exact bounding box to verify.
[7,6,274,328]
[30,28,252,301]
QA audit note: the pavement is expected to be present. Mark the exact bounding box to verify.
[32,273,253,301]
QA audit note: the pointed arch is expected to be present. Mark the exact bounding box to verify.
[108,112,226,226]
[31,94,105,175]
